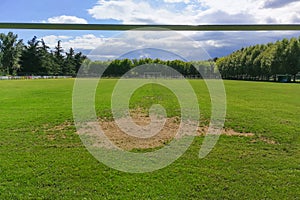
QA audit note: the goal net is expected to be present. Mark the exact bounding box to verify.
[143,72,162,79]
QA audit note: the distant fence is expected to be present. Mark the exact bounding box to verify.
[0,76,72,80]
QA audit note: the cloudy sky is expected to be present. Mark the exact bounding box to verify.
[1,0,300,59]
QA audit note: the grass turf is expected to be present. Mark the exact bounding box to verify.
[0,79,299,199]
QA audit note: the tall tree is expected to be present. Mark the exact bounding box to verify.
[285,38,300,82]
[20,36,42,75]
[0,51,3,75]
[74,52,87,75]
[62,48,76,76]
[0,32,23,75]
[39,39,56,75]
[53,40,64,75]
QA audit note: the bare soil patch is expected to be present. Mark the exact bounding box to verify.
[251,137,278,145]
[98,116,180,150]
[43,111,277,150]
[76,111,255,151]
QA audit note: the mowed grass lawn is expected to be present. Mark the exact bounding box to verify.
[0,79,299,199]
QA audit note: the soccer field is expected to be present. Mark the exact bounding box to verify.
[0,79,299,199]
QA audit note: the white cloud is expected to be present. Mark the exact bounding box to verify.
[88,0,198,24]
[42,34,105,50]
[88,0,300,24]
[196,0,300,24]
[41,35,72,49]
[87,31,212,60]
[163,0,190,3]
[40,30,300,60]
[40,31,213,60]
[45,15,88,24]
[202,40,228,48]
[65,34,105,50]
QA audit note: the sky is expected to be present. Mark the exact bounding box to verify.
[1,0,300,60]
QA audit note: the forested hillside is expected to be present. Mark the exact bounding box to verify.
[216,37,300,82]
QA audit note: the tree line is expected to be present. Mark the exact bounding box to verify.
[216,37,300,82]
[0,32,86,76]
[2,31,300,81]
[81,58,216,78]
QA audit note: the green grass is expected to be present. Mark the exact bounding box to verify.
[0,79,299,199]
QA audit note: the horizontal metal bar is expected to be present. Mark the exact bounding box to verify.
[1,23,300,31]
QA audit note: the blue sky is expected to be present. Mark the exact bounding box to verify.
[0,1,97,23]
[1,0,300,59]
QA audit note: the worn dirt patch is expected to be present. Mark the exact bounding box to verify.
[76,111,255,151]
[42,114,277,148]
[43,121,74,141]
[46,121,74,132]
[99,119,178,150]
[221,129,254,137]
[251,137,278,145]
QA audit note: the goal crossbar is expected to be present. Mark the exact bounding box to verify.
[1,23,300,31]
